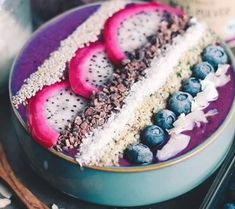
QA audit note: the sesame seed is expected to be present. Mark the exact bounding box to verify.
[12,0,128,108]
[75,29,217,167]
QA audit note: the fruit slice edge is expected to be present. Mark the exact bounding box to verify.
[104,2,184,64]
[69,42,113,98]
[28,82,69,148]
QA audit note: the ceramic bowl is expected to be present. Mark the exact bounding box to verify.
[9,2,235,207]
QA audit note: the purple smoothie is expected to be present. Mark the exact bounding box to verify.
[120,67,235,166]
[10,4,235,166]
[11,4,100,122]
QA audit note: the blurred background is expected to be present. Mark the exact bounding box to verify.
[30,0,99,28]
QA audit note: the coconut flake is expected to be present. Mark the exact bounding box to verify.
[76,20,209,165]
[51,204,59,209]
[0,198,11,208]
[157,134,190,161]
[164,109,218,160]
[192,80,218,111]
[205,108,219,117]
[192,64,230,111]
[206,64,230,87]
[0,183,12,199]
[162,64,229,160]
[169,110,207,134]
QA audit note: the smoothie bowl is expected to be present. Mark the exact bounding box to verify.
[9,0,235,206]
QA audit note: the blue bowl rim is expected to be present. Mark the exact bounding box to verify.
[9,1,235,173]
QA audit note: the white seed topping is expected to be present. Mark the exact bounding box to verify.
[12,0,129,108]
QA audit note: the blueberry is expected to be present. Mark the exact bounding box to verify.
[202,45,229,68]
[141,125,166,148]
[224,203,235,209]
[192,62,215,80]
[124,143,153,165]
[168,91,193,116]
[182,77,202,97]
[153,109,176,130]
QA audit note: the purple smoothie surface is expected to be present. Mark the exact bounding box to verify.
[10,3,235,166]
[11,4,100,122]
[120,68,235,166]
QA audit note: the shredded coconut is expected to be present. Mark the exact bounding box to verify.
[94,32,212,166]
[76,20,209,166]
[12,0,129,108]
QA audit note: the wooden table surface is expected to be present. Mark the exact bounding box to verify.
[0,92,215,209]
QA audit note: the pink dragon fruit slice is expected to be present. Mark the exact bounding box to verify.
[104,2,183,64]
[69,42,114,98]
[28,81,87,148]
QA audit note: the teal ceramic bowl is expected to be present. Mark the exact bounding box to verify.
[9,2,235,207]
